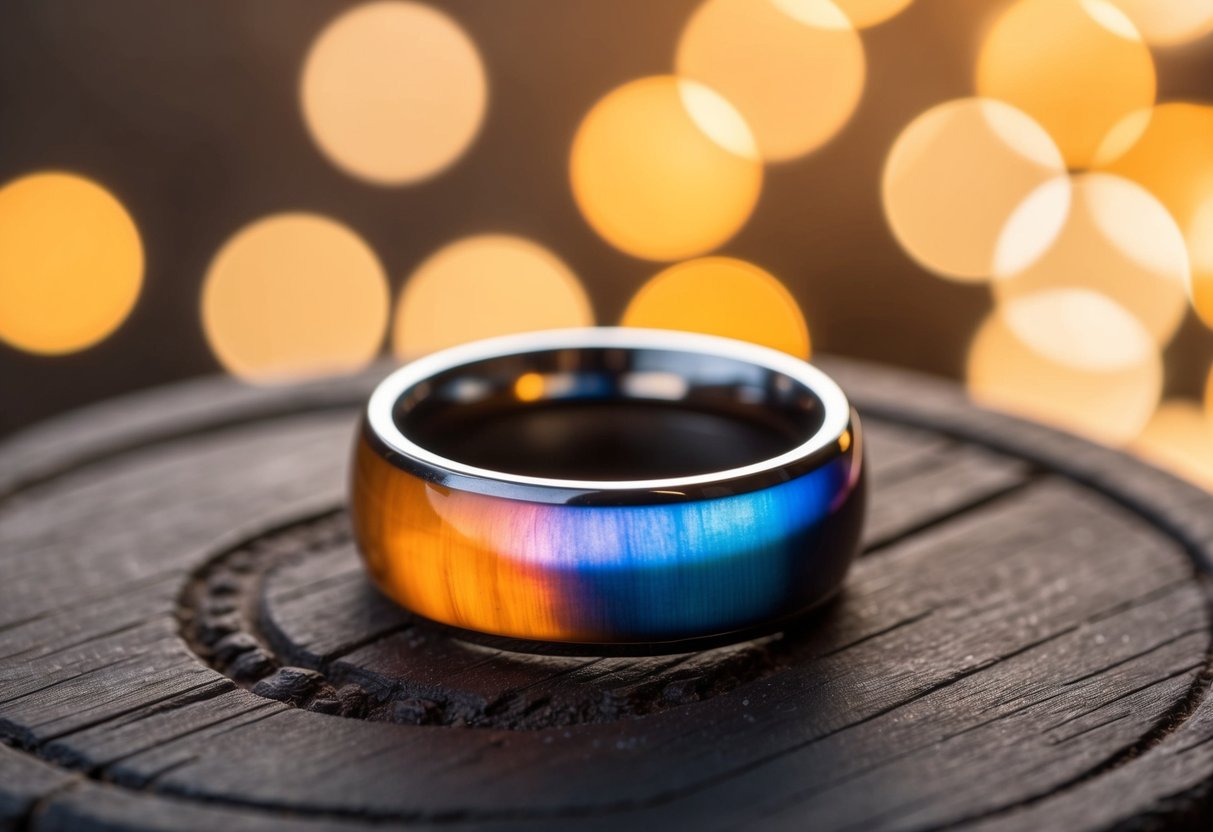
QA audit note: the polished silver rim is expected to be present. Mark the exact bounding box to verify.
[364,327,853,502]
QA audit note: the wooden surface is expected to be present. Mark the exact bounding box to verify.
[2,357,1213,832]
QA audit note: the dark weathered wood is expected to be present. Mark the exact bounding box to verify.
[0,744,74,832]
[1,357,1211,831]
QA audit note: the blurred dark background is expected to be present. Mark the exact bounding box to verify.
[3,0,1213,463]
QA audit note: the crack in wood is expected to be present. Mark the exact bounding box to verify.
[1049,661,1207,735]
[36,679,236,758]
[13,775,80,832]
[861,474,1039,556]
[0,616,165,664]
[0,398,362,504]
[1049,711,1133,747]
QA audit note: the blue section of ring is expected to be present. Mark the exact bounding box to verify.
[521,453,857,638]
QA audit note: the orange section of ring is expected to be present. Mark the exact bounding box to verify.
[352,438,575,641]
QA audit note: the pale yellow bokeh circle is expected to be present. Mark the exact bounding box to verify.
[966,304,1161,446]
[301,1,487,185]
[1106,0,1213,47]
[882,98,1067,282]
[676,0,864,162]
[570,76,762,261]
[834,0,915,28]
[393,234,594,359]
[202,213,389,382]
[976,0,1155,170]
[1096,103,1213,329]
[1132,400,1213,491]
[0,172,143,355]
[992,172,1190,347]
[998,288,1155,372]
[622,256,810,358]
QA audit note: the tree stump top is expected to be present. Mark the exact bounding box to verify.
[2,357,1213,832]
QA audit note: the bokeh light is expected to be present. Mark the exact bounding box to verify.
[621,256,810,358]
[569,76,762,261]
[393,234,593,359]
[975,0,1155,170]
[992,172,1190,346]
[966,302,1161,446]
[998,288,1154,372]
[202,213,389,382]
[300,1,487,186]
[833,0,914,28]
[676,0,864,162]
[1205,363,1213,421]
[1191,196,1213,322]
[882,98,1067,282]
[1106,0,1213,47]
[1132,401,1213,490]
[1097,103,1213,329]
[0,172,143,355]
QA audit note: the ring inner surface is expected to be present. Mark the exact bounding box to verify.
[395,346,825,481]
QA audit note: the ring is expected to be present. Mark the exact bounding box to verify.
[350,328,866,649]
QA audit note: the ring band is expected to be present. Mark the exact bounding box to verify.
[351,328,866,648]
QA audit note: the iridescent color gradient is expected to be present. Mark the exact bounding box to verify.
[352,328,865,647]
[352,428,863,644]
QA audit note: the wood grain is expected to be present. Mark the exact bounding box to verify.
[0,357,1210,831]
